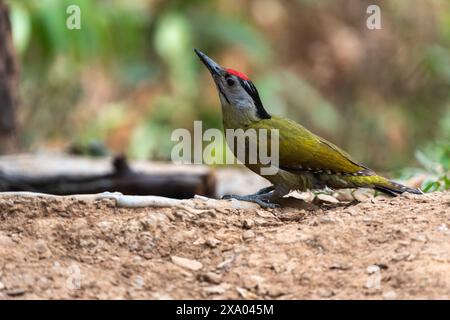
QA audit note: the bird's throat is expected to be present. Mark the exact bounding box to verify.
[221,103,259,129]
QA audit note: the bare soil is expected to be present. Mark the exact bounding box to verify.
[0,191,449,300]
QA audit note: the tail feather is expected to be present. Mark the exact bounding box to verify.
[321,173,423,196]
[374,179,423,196]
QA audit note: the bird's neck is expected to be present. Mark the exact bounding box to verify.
[221,103,260,130]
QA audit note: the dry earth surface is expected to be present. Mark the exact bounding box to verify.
[0,191,449,300]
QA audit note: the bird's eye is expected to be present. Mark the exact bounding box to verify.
[226,78,235,86]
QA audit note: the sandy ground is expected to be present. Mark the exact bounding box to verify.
[0,190,449,300]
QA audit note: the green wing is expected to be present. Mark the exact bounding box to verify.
[254,116,369,175]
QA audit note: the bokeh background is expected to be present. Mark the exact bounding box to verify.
[3,0,450,191]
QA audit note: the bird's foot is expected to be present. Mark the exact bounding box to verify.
[253,185,275,196]
[222,186,278,209]
[222,192,278,209]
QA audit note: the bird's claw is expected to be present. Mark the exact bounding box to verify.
[221,194,279,209]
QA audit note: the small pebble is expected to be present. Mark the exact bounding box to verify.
[243,230,255,240]
[367,265,380,274]
[333,190,354,202]
[134,276,144,289]
[316,288,334,298]
[414,234,428,243]
[203,283,230,295]
[171,256,203,271]
[235,286,259,299]
[353,189,372,202]
[315,194,339,204]
[206,238,220,248]
[6,288,27,297]
[0,234,14,247]
[200,272,222,285]
[243,219,254,229]
[383,290,397,300]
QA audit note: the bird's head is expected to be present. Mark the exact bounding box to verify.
[195,49,271,123]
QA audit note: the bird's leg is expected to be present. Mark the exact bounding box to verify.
[252,185,275,196]
[223,185,274,199]
[222,185,278,209]
[222,192,278,209]
[350,189,358,200]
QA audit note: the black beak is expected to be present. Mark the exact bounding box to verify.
[194,49,224,77]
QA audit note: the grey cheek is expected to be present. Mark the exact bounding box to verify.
[236,98,253,109]
[219,94,230,105]
[218,87,230,104]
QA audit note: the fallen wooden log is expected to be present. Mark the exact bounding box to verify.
[0,155,216,199]
[0,192,260,210]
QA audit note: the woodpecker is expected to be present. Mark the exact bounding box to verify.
[194,49,422,208]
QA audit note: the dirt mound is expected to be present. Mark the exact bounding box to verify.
[0,192,449,299]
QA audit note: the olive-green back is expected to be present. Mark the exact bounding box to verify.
[252,115,367,174]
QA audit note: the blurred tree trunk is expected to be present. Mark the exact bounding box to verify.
[0,0,18,154]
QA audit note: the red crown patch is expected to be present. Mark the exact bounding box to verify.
[226,68,249,81]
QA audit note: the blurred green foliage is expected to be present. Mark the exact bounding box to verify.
[416,143,450,192]
[9,0,271,159]
[5,0,450,189]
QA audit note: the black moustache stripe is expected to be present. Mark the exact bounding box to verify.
[238,79,271,119]
[217,85,230,104]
